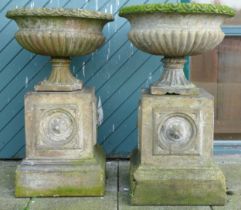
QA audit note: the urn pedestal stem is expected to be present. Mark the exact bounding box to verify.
[35,58,83,92]
[150,58,199,95]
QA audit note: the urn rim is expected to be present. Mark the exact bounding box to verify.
[6,8,114,21]
[119,3,235,18]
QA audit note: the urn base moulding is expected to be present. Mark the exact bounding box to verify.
[150,58,199,96]
[35,58,83,92]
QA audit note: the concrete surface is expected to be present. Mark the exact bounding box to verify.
[0,156,241,210]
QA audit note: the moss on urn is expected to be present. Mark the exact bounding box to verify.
[119,3,235,17]
[6,8,114,21]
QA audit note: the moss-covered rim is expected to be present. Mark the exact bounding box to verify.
[6,8,114,21]
[119,3,235,17]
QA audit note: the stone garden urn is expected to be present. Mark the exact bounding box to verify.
[119,3,235,206]
[7,8,113,91]
[6,8,113,197]
[120,3,235,95]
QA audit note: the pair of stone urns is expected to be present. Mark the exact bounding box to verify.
[6,2,235,206]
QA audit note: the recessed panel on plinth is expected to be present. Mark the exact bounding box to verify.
[25,90,96,159]
[153,111,200,156]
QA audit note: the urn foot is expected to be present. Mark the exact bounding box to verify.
[35,58,83,92]
[150,58,199,95]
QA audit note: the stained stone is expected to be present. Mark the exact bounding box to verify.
[118,3,235,206]
[129,89,226,206]
[27,161,118,210]
[6,8,113,92]
[119,5,233,96]
[118,161,212,210]
[16,88,106,197]
[6,8,114,198]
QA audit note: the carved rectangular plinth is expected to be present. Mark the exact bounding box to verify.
[139,88,215,166]
[25,88,97,159]
[131,88,227,205]
[16,88,105,197]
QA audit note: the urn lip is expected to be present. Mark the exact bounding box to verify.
[119,3,235,18]
[6,8,114,21]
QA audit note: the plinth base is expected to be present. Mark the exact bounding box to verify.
[16,146,105,197]
[129,151,226,206]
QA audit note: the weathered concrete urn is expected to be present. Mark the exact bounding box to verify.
[7,8,113,91]
[120,3,234,95]
[7,8,113,197]
[120,3,235,206]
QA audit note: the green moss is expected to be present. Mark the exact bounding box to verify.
[15,151,106,198]
[119,3,235,17]
[16,185,104,197]
[6,8,114,21]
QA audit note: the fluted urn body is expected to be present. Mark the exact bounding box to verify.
[120,3,235,95]
[7,8,113,91]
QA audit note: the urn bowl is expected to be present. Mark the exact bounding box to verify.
[119,3,235,95]
[119,3,235,57]
[7,8,114,57]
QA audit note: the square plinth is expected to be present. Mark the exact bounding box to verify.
[24,88,97,159]
[16,88,105,197]
[130,88,226,205]
[139,88,215,166]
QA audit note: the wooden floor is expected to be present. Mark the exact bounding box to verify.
[1,157,241,210]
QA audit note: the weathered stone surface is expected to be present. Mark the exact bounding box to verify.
[120,10,226,57]
[130,152,226,206]
[129,90,226,205]
[119,161,211,210]
[119,5,230,95]
[118,5,233,204]
[24,88,97,160]
[150,58,199,96]
[0,159,240,209]
[28,161,118,210]
[7,8,113,92]
[139,89,215,166]
[16,145,105,197]
[15,89,106,197]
